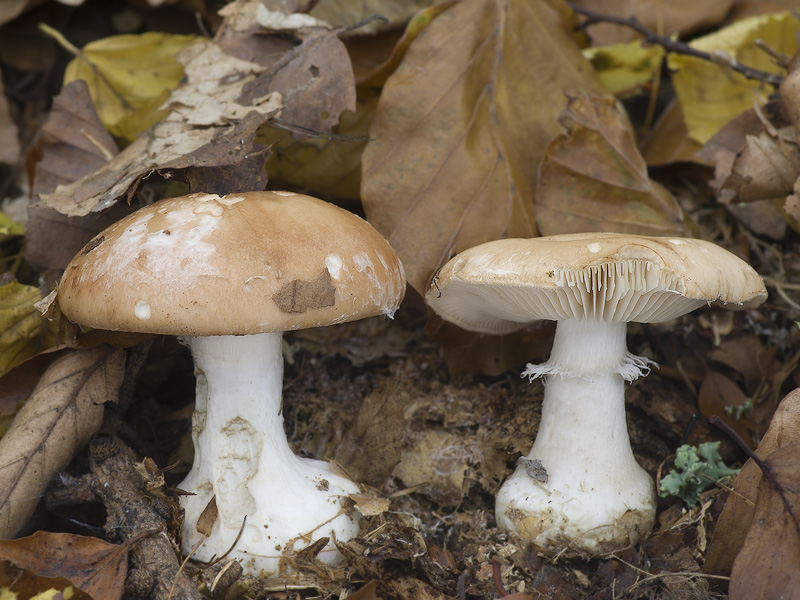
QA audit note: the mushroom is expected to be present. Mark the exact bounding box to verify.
[57,191,406,574]
[425,233,766,556]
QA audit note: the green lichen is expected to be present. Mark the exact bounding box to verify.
[659,441,739,508]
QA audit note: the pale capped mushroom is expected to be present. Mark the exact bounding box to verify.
[58,191,406,575]
[426,233,765,557]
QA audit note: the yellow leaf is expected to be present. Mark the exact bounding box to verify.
[30,589,74,600]
[0,282,56,378]
[0,212,23,236]
[668,11,800,143]
[584,40,664,96]
[63,32,198,140]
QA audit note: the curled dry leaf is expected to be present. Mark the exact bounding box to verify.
[729,440,800,600]
[535,92,693,237]
[37,39,282,217]
[706,388,800,576]
[27,79,133,272]
[0,532,129,600]
[714,55,800,220]
[0,346,125,537]
[362,0,605,293]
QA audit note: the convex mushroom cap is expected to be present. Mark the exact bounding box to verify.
[59,190,406,335]
[426,233,765,557]
[58,191,406,575]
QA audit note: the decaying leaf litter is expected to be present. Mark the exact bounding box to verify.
[0,0,799,598]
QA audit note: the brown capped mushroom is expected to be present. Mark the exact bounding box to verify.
[58,191,406,575]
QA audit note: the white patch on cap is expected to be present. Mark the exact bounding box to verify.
[78,200,223,295]
[193,202,224,217]
[668,239,685,245]
[587,242,601,253]
[325,253,343,280]
[217,195,246,206]
[134,300,151,320]
[273,191,296,196]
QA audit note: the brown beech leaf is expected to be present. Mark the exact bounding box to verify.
[706,388,800,577]
[535,92,693,237]
[640,99,704,167]
[27,79,133,272]
[362,0,605,293]
[697,370,754,444]
[0,532,129,600]
[715,64,800,205]
[720,123,800,204]
[729,440,800,600]
[0,347,125,537]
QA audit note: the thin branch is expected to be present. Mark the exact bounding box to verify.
[567,4,784,87]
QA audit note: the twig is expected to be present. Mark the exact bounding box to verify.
[699,473,756,508]
[567,4,784,87]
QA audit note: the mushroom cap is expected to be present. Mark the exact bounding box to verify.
[426,233,766,334]
[58,191,406,335]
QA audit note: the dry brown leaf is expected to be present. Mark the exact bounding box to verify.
[714,62,800,205]
[37,38,282,217]
[0,532,129,600]
[640,99,704,167]
[696,104,772,199]
[26,80,134,272]
[729,441,800,600]
[697,371,754,444]
[0,347,125,537]
[362,0,605,294]
[239,26,355,137]
[571,0,735,46]
[358,2,458,87]
[535,92,693,236]
[721,124,800,203]
[706,388,800,576]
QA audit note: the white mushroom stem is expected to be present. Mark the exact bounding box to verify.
[178,333,359,575]
[495,319,656,556]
